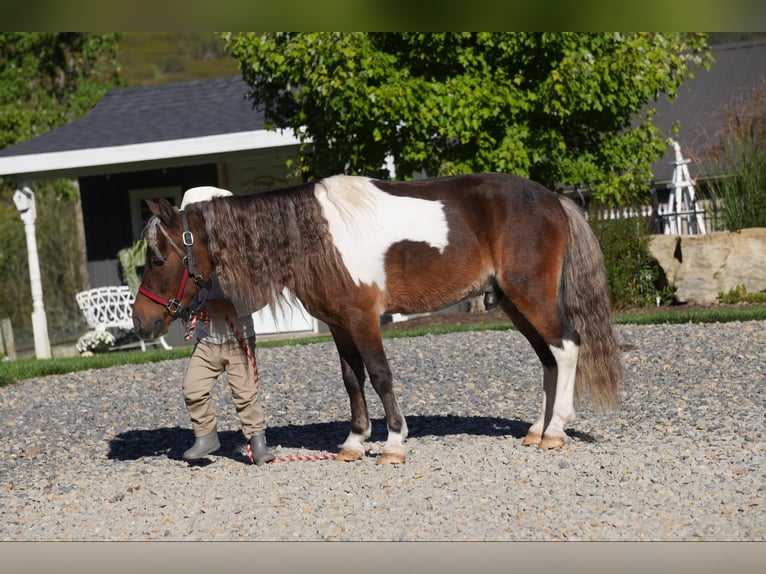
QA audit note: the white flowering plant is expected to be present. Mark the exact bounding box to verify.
[76,330,116,354]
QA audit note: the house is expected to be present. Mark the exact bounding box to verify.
[1,39,764,351]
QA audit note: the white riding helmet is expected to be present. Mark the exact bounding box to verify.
[180,186,233,209]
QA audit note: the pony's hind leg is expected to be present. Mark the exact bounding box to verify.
[522,365,557,447]
[495,281,579,450]
[329,326,372,462]
[538,340,578,449]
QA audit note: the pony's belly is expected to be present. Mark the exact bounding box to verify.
[382,239,494,314]
[383,259,494,315]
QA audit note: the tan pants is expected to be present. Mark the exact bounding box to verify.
[182,337,266,440]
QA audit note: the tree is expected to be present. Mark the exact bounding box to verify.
[0,32,121,150]
[224,32,711,205]
[0,33,121,349]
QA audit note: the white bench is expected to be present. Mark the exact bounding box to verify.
[76,285,171,351]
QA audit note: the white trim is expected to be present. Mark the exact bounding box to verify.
[0,129,303,179]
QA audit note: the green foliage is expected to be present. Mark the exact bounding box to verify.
[0,32,121,149]
[0,33,122,349]
[590,211,671,309]
[224,32,711,205]
[704,79,766,231]
[118,238,147,295]
[718,284,766,304]
[0,188,27,340]
[612,304,766,326]
[0,182,90,346]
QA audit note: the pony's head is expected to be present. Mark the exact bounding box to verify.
[131,196,214,340]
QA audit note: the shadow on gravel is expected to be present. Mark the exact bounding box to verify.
[107,414,536,464]
[108,427,252,465]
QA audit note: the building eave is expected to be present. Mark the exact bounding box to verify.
[0,129,302,182]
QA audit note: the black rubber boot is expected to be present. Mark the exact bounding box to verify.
[248,432,275,465]
[183,430,221,460]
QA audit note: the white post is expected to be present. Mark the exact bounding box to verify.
[669,140,706,235]
[12,182,51,359]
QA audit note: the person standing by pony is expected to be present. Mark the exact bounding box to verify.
[178,186,275,466]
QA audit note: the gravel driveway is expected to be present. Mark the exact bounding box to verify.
[1,321,764,540]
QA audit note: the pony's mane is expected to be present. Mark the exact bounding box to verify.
[195,183,351,313]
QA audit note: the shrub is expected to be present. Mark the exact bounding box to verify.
[75,330,116,354]
[118,238,146,295]
[718,284,766,304]
[589,211,671,309]
[703,79,766,231]
[0,179,89,348]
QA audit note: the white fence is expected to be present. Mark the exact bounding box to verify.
[589,198,718,235]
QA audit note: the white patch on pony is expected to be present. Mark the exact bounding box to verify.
[315,175,449,290]
[340,422,372,454]
[545,339,579,437]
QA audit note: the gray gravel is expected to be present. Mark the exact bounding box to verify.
[1,321,764,541]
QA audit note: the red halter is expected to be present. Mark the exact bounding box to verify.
[138,210,211,322]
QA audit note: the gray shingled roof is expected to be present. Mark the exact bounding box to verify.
[0,75,264,157]
[651,39,766,183]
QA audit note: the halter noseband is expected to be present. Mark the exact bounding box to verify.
[138,209,211,322]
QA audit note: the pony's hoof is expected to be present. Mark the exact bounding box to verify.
[521,432,542,446]
[377,451,406,465]
[336,448,364,462]
[538,435,566,450]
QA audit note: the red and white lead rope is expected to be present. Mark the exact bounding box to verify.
[272,454,337,462]
[224,314,260,395]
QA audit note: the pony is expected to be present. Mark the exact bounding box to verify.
[133,173,623,464]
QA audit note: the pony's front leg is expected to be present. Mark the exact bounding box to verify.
[362,344,408,465]
[331,327,372,462]
[333,319,408,464]
[338,420,372,461]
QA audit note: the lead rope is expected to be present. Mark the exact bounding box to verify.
[223,313,337,464]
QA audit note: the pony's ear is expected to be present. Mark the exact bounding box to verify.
[145,198,160,215]
[146,197,179,227]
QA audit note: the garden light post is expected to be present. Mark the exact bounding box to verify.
[12,182,51,359]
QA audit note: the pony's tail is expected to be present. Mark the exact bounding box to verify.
[559,196,623,411]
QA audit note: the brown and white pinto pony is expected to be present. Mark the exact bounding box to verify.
[133,173,623,464]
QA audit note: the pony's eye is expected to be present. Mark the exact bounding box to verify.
[150,257,165,268]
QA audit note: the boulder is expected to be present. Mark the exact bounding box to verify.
[648,228,766,305]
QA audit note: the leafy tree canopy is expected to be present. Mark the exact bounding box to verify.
[224,32,711,205]
[0,32,122,152]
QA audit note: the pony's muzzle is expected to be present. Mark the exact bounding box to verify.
[133,316,165,340]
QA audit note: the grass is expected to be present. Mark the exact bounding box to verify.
[2,304,766,387]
